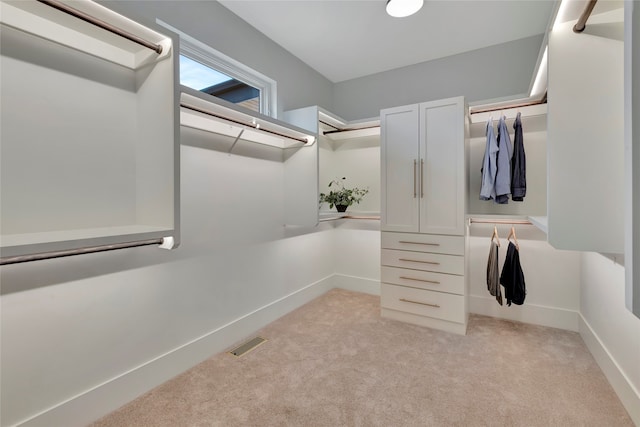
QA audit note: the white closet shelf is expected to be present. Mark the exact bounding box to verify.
[319,211,381,222]
[180,88,316,149]
[318,109,380,141]
[528,216,548,234]
[468,103,547,139]
[0,0,172,69]
[1,225,172,258]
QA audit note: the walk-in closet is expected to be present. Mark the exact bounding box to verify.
[1,0,638,426]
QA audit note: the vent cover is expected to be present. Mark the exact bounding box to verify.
[229,336,267,357]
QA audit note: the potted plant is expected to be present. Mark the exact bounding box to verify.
[319,177,369,212]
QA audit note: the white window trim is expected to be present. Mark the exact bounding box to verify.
[157,19,277,117]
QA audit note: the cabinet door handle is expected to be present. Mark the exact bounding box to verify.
[400,276,440,284]
[399,258,440,265]
[413,159,417,198]
[400,298,440,308]
[421,158,425,198]
[398,241,440,246]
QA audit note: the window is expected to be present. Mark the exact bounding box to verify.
[179,55,260,112]
[157,20,276,117]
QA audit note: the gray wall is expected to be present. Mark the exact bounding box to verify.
[100,0,335,117]
[333,34,544,120]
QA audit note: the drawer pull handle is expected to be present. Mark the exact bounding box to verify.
[400,276,440,284]
[398,241,440,246]
[400,298,440,308]
[399,258,440,265]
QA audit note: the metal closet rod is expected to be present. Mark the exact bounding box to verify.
[37,0,163,54]
[318,215,381,222]
[468,218,533,225]
[574,0,598,33]
[0,238,164,265]
[322,124,381,136]
[181,103,310,145]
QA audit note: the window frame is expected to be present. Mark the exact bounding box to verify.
[157,19,277,117]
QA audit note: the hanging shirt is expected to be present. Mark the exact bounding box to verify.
[500,241,526,306]
[486,240,502,305]
[511,112,526,201]
[495,116,513,204]
[479,118,498,201]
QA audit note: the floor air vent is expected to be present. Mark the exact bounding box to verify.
[229,336,267,357]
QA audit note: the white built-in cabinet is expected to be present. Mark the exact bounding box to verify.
[0,0,179,260]
[625,0,639,318]
[547,5,625,254]
[380,96,468,335]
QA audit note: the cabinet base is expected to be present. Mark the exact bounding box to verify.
[381,308,468,335]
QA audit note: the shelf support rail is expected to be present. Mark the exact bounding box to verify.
[0,238,164,265]
[36,0,164,54]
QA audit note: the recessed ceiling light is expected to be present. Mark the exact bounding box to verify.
[386,0,424,18]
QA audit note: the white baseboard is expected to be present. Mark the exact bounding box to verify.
[14,275,336,427]
[579,314,640,425]
[332,274,380,296]
[468,294,580,332]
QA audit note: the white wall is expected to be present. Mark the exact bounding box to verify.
[332,222,382,296]
[467,227,581,331]
[319,135,381,214]
[0,2,338,424]
[579,252,640,424]
[0,130,337,427]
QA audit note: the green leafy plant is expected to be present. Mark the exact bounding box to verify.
[319,177,369,211]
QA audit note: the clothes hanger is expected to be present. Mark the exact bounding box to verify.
[491,225,501,247]
[507,226,520,250]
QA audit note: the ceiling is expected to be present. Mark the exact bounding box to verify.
[218,0,558,83]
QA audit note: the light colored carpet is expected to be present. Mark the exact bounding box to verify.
[91,289,633,426]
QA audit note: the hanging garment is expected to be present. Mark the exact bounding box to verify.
[486,239,503,305]
[511,112,526,201]
[495,116,513,204]
[500,241,526,306]
[480,118,498,201]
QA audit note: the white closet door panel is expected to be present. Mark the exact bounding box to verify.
[419,99,465,235]
[381,104,419,233]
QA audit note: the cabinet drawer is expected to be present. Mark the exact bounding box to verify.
[381,232,464,255]
[382,249,464,275]
[381,284,465,323]
[381,266,464,295]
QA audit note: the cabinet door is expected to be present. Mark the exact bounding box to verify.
[419,98,465,235]
[381,104,420,232]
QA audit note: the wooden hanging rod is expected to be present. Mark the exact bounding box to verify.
[0,238,164,265]
[37,0,163,53]
[573,0,598,33]
[469,93,547,115]
[468,218,532,226]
